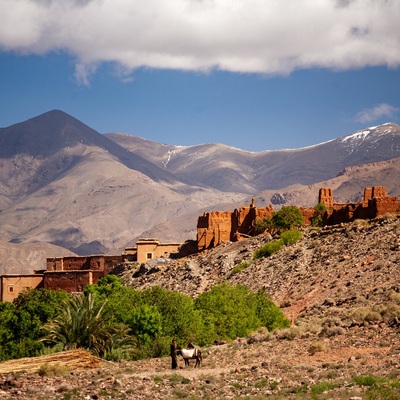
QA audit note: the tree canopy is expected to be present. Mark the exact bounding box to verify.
[0,280,289,361]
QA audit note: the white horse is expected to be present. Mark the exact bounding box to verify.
[177,348,202,367]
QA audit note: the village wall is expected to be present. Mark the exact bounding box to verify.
[321,186,400,225]
[197,202,274,251]
[43,270,105,293]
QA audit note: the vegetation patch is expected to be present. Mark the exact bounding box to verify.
[280,229,302,245]
[310,381,339,395]
[37,362,69,377]
[230,262,250,276]
[253,240,284,259]
[0,279,289,362]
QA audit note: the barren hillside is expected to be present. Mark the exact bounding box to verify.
[0,216,400,400]
[1,216,400,399]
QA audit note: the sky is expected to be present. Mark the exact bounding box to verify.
[0,0,399,152]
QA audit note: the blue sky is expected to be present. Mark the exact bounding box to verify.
[1,0,399,152]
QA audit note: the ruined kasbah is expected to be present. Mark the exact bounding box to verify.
[1,186,399,302]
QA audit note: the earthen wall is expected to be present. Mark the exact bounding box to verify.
[43,271,96,293]
[323,186,399,225]
[0,275,44,302]
[197,202,274,251]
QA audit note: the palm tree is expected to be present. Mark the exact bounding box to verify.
[41,292,131,357]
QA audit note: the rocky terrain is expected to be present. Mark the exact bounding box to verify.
[1,216,400,399]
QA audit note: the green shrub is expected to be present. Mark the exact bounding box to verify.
[255,378,268,388]
[195,284,289,341]
[271,206,304,231]
[280,229,302,245]
[353,375,382,387]
[310,202,327,227]
[310,381,338,395]
[254,217,273,234]
[231,262,249,275]
[253,240,284,259]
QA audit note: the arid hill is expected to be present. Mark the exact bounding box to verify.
[1,216,399,399]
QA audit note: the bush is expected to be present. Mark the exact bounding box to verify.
[231,262,249,275]
[353,375,381,387]
[275,327,300,340]
[310,202,327,227]
[253,240,284,259]
[194,284,289,341]
[38,362,68,377]
[247,327,273,344]
[311,382,338,395]
[308,341,327,355]
[254,217,273,234]
[280,229,302,245]
[271,206,304,231]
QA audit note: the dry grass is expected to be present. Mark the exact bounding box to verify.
[0,349,107,374]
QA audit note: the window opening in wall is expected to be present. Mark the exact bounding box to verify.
[146,253,152,260]
[8,285,14,293]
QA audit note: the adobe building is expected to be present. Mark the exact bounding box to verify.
[44,254,124,293]
[197,200,274,251]
[319,186,400,225]
[124,238,182,263]
[0,274,44,302]
[0,239,183,301]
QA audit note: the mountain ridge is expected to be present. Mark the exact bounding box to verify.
[107,122,400,192]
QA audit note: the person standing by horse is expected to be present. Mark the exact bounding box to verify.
[187,339,195,349]
[170,339,178,369]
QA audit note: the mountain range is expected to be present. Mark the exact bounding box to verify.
[0,110,399,274]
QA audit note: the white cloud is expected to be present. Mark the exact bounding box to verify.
[355,103,399,124]
[1,0,400,83]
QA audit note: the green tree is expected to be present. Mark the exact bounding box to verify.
[311,202,327,227]
[254,216,273,234]
[41,292,131,357]
[141,286,203,344]
[13,288,68,323]
[254,289,290,331]
[0,289,68,360]
[84,274,124,299]
[271,206,304,232]
[195,283,261,340]
[128,304,162,345]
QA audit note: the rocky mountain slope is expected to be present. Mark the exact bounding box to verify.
[1,216,399,399]
[1,110,400,274]
[107,122,400,193]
